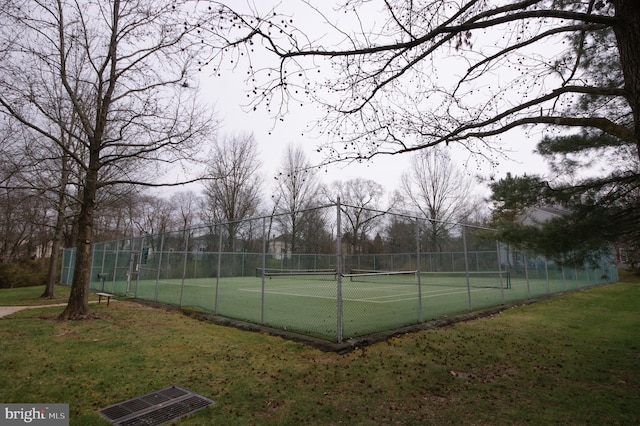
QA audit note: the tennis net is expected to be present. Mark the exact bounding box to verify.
[346,269,511,289]
[256,268,337,280]
[345,270,418,285]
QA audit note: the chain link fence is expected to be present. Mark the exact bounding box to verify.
[61,201,618,342]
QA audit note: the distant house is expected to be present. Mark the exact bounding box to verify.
[518,205,567,227]
[191,235,210,252]
[269,235,291,260]
[190,234,247,253]
[31,239,53,260]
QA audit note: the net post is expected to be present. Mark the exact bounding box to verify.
[415,218,423,323]
[336,198,343,344]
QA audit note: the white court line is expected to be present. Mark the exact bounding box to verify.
[238,285,499,304]
[238,288,338,301]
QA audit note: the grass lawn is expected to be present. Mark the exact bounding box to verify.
[91,271,605,341]
[0,273,639,425]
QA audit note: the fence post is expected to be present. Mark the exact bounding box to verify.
[462,225,472,311]
[113,244,120,294]
[523,250,531,299]
[66,248,74,285]
[136,236,145,298]
[496,240,505,305]
[416,218,423,322]
[544,257,550,294]
[585,263,590,287]
[336,198,343,344]
[179,232,189,307]
[100,243,107,291]
[126,239,135,295]
[261,217,267,324]
[60,249,66,284]
[89,242,98,291]
[154,233,165,303]
[214,225,223,315]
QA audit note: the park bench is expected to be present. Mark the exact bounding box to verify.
[96,292,116,307]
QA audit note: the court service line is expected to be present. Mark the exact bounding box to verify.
[237,285,499,304]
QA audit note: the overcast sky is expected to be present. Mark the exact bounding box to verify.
[175,1,552,199]
[198,75,548,192]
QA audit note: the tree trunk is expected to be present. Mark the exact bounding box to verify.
[41,203,65,299]
[613,0,640,158]
[58,158,98,320]
[58,0,117,319]
[41,161,70,299]
[41,238,61,299]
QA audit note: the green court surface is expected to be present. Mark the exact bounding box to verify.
[89,271,591,341]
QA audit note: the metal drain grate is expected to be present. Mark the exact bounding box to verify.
[99,385,215,425]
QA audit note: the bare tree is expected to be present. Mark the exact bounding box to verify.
[272,143,323,255]
[0,78,87,298]
[399,147,477,252]
[329,178,387,254]
[0,121,54,266]
[202,133,263,251]
[129,195,178,246]
[0,122,28,263]
[92,191,173,240]
[171,191,201,232]
[0,1,214,318]
[39,149,73,299]
[384,215,416,255]
[94,192,137,242]
[202,1,636,161]
[29,118,82,298]
[0,186,33,262]
[190,1,640,261]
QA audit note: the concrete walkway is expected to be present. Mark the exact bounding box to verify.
[0,301,107,318]
[0,303,68,318]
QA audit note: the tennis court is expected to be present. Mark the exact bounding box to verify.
[62,202,618,342]
[90,269,580,340]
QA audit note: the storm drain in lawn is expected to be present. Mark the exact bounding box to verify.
[99,385,215,425]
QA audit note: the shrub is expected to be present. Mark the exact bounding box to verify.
[0,259,48,289]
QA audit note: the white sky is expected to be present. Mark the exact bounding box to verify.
[199,75,549,191]
[171,1,552,200]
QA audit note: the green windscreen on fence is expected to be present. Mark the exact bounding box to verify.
[61,203,618,342]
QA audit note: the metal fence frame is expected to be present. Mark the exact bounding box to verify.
[61,201,619,343]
